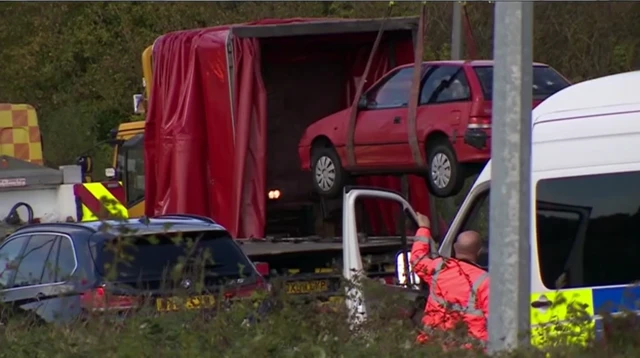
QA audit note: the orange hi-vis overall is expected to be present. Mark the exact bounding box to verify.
[411,227,490,344]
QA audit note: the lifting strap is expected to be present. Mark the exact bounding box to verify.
[345,3,395,166]
[462,3,478,60]
[406,3,428,167]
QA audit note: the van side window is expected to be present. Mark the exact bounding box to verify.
[458,190,489,241]
[536,170,640,289]
[454,188,490,268]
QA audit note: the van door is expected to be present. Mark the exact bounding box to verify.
[529,200,593,346]
[352,167,640,347]
[434,168,640,346]
[342,187,428,326]
[531,168,640,345]
[427,182,595,346]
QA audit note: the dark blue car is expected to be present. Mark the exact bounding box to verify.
[0,215,267,324]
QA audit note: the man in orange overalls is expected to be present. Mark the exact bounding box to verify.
[411,212,489,347]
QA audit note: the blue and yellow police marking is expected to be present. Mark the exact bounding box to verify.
[530,288,594,347]
[592,285,640,314]
[530,285,640,347]
[592,285,640,340]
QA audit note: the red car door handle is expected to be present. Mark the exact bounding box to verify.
[393,116,401,124]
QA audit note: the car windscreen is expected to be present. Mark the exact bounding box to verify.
[95,231,253,282]
[473,65,570,100]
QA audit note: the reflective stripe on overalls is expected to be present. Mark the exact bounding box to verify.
[427,260,489,317]
[410,235,438,266]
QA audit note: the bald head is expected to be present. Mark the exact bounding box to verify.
[453,231,483,263]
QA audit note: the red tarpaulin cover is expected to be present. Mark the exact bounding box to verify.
[145,18,439,238]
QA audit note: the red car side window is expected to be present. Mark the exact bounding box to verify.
[366,68,414,109]
[419,66,469,105]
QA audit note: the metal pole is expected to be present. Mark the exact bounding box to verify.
[451,1,463,60]
[488,1,533,353]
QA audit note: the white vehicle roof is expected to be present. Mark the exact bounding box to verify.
[534,70,640,122]
[476,70,640,184]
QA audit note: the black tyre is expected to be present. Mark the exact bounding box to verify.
[425,139,465,198]
[310,145,347,198]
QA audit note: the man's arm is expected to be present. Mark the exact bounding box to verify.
[410,227,437,282]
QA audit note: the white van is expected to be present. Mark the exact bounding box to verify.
[342,70,640,344]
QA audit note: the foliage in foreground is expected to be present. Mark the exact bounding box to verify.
[1,285,640,358]
[1,225,639,357]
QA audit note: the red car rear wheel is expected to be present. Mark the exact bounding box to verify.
[425,139,465,197]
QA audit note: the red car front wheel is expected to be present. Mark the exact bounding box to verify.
[311,146,347,198]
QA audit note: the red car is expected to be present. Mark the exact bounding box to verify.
[298,60,570,198]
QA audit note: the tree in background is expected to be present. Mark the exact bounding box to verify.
[0,1,638,179]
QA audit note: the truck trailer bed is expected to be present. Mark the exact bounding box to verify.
[237,235,414,256]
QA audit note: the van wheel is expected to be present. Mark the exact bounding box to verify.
[311,145,347,198]
[425,139,465,198]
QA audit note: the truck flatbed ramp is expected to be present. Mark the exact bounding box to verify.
[237,235,415,256]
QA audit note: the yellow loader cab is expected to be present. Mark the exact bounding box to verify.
[106,44,152,219]
[109,120,146,218]
[0,104,43,165]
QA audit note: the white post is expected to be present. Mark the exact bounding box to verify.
[488,1,533,353]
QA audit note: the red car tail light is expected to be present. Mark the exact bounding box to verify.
[468,116,491,129]
[80,286,140,311]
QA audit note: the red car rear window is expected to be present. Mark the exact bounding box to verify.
[473,65,570,100]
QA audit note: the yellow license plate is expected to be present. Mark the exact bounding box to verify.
[286,280,329,294]
[155,295,216,312]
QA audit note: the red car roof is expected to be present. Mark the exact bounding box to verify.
[396,59,549,69]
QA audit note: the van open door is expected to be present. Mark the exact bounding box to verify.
[342,186,433,326]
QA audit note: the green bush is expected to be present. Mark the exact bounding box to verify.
[1,285,640,358]
[1,223,639,357]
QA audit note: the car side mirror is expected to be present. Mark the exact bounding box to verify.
[395,250,421,288]
[357,95,369,110]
